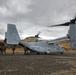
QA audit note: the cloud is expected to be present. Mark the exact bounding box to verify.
[0,0,32,39]
[0,0,32,22]
[26,0,76,25]
[0,0,76,39]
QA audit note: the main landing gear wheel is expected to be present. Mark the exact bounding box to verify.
[45,52,47,55]
[61,52,63,54]
[37,53,40,54]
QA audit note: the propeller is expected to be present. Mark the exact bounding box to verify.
[50,22,70,27]
[25,32,41,42]
[26,31,41,39]
[35,31,41,38]
[49,16,76,27]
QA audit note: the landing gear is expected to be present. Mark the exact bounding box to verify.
[45,52,47,55]
[37,53,40,54]
[61,52,63,54]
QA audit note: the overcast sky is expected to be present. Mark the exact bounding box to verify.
[0,0,76,40]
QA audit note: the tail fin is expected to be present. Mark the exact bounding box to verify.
[68,24,76,49]
[6,24,20,45]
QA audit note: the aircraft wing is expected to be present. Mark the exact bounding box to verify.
[48,36,68,43]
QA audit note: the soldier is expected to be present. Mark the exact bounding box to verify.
[0,46,3,54]
[12,45,15,54]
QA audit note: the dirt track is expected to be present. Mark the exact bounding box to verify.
[0,52,76,75]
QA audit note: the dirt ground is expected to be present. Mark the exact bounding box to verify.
[0,51,76,75]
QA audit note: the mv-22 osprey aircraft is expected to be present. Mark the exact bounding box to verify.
[5,17,76,54]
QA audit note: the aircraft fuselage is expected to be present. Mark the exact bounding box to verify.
[20,41,64,54]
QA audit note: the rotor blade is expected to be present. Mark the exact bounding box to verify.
[25,36,35,39]
[37,31,41,36]
[49,16,76,27]
[49,22,70,27]
[70,18,76,23]
[35,31,41,37]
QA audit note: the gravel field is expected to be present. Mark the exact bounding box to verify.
[0,51,76,75]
